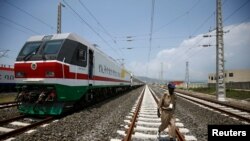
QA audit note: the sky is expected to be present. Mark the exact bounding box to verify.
[0,0,250,82]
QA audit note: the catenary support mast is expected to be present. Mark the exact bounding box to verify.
[185,61,189,90]
[216,0,226,101]
[57,2,64,33]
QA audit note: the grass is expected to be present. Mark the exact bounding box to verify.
[189,87,250,100]
[0,93,17,103]
[189,87,216,94]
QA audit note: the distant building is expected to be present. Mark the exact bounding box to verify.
[170,81,207,89]
[170,81,184,86]
[208,69,250,89]
[178,82,208,89]
[0,64,14,83]
[0,64,15,92]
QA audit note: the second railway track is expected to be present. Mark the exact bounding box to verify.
[0,115,55,140]
[0,102,17,109]
[175,92,250,123]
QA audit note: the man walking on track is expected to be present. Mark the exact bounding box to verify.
[157,83,177,141]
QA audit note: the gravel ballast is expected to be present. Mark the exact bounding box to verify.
[0,107,20,121]
[3,85,248,141]
[151,86,248,141]
[13,87,143,141]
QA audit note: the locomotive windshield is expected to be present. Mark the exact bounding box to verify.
[19,42,41,56]
[43,40,62,54]
[16,37,87,66]
[17,40,64,61]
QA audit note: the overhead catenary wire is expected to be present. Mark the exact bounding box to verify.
[185,0,250,60]
[3,0,55,30]
[190,12,215,37]
[177,27,216,63]
[178,18,250,63]
[78,0,116,44]
[223,0,250,23]
[162,0,221,65]
[177,0,250,63]
[0,15,41,34]
[183,42,209,61]
[208,0,250,31]
[0,21,31,35]
[189,0,232,36]
[153,0,201,33]
[63,0,123,59]
[77,0,126,59]
[146,0,156,75]
[113,0,203,65]
[227,15,250,31]
[166,36,205,64]
[149,0,209,67]
[0,49,16,62]
[222,0,229,6]
[148,0,156,61]
[0,49,9,58]
[182,0,250,62]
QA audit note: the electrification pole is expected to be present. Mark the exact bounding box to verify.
[57,2,65,33]
[185,61,189,90]
[216,0,226,101]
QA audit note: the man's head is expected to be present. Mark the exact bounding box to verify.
[168,83,175,95]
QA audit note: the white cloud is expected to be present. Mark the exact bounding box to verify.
[128,22,250,82]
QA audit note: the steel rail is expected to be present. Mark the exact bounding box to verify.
[175,89,250,113]
[123,87,145,141]
[0,116,54,140]
[0,101,18,109]
[177,93,250,123]
[0,115,26,126]
[0,101,17,105]
[148,87,186,141]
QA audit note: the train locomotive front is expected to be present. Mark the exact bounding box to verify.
[14,33,135,115]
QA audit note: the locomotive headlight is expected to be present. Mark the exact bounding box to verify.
[46,71,55,77]
[16,72,25,78]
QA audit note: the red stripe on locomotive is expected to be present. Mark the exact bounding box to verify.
[14,62,130,83]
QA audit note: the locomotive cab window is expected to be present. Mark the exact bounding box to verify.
[67,42,88,67]
[78,49,86,61]
[43,40,63,54]
[19,42,42,56]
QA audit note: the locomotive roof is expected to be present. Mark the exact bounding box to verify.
[27,33,91,46]
[26,33,105,56]
[26,33,125,71]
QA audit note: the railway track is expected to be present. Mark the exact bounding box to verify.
[0,102,17,109]
[111,85,197,141]
[175,92,250,124]
[0,115,55,140]
[175,89,250,113]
